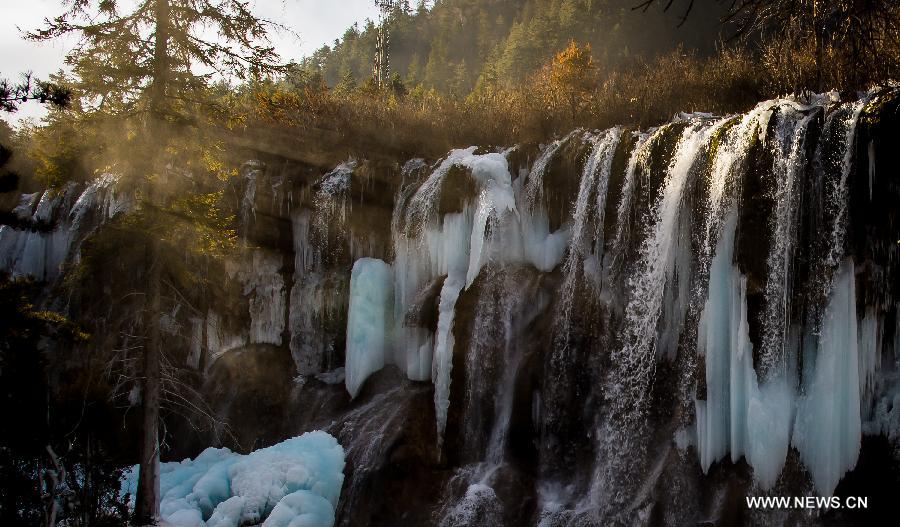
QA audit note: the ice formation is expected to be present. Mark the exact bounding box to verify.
[386,146,549,443]
[792,259,861,496]
[240,251,286,346]
[345,258,394,398]
[694,212,795,490]
[120,431,345,527]
[518,137,575,274]
[9,88,897,522]
[205,311,248,368]
[288,210,333,375]
[689,97,872,495]
[0,174,127,281]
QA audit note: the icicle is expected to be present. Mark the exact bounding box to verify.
[432,275,465,447]
[241,251,286,346]
[695,211,794,490]
[240,164,259,231]
[518,133,582,274]
[792,259,861,496]
[312,161,356,252]
[187,318,204,369]
[205,311,247,370]
[462,153,517,287]
[391,149,518,388]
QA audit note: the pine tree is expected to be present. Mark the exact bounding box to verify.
[29,2,284,524]
[0,73,70,113]
[448,60,470,98]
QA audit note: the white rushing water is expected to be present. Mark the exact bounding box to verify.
[822,98,869,277]
[613,117,731,421]
[556,128,622,340]
[758,102,819,377]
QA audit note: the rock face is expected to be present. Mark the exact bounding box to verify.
[6,89,900,526]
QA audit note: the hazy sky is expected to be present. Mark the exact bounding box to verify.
[1,0,382,126]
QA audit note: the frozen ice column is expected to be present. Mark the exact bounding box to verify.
[345,258,394,398]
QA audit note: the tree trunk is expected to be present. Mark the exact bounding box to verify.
[43,446,63,527]
[134,1,170,523]
[149,0,171,119]
[134,249,162,525]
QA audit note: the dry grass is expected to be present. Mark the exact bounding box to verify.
[236,45,770,161]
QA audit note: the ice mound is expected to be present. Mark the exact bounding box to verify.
[121,431,345,527]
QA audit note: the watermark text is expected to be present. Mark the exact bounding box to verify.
[746,496,868,509]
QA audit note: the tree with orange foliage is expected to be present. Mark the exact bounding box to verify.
[547,40,597,124]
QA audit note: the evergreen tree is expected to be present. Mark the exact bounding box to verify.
[302,0,728,96]
[29,2,284,524]
[448,60,470,98]
[0,73,70,113]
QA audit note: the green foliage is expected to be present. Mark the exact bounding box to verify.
[29,0,283,111]
[20,93,96,188]
[25,0,285,195]
[299,0,726,94]
[72,197,237,299]
[0,275,84,354]
[168,191,238,257]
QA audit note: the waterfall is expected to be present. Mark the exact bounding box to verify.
[0,174,127,281]
[822,99,868,275]
[555,128,622,340]
[335,89,896,519]
[612,117,730,423]
[759,103,818,377]
[10,88,900,524]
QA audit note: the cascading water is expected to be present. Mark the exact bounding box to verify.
[8,88,900,526]
[612,117,730,417]
[555,128,622,341]
[756,103,817,376]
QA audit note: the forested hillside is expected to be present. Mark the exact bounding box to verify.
[301,0,726,94]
